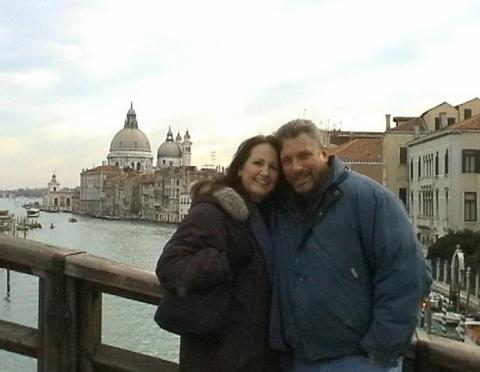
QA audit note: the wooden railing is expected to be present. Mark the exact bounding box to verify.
[1,235,480,372]
[0,235,177,371]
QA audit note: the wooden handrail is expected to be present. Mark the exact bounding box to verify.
[1,234,480,372]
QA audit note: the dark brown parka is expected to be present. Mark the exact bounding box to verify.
[156,187,278,372]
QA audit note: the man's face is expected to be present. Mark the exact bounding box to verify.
[280,132,330,194]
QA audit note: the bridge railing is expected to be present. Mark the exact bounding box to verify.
[1,235,480,372]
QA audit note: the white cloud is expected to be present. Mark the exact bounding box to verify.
[1,0,480,188]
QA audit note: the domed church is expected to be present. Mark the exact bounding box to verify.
[107,103,154,172]
[157,127,192,168]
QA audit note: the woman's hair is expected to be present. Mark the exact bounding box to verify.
[190,135,280,199]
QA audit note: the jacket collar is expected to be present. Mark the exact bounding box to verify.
[193,186,249,221]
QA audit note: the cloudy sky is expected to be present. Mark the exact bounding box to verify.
[1,0,480,189]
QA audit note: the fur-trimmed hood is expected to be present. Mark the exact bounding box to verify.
[211,187,249,221]
[190,180,249,221]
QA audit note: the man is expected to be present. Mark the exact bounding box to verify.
[268,119,431,371]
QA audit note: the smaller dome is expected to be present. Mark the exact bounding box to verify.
[184,130,191,140]
[157,141,182,158]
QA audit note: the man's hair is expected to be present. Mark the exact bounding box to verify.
[275,119,325,150]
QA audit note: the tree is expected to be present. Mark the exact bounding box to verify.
[427,229,480,271]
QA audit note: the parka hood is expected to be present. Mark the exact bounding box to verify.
[190,180,249,221]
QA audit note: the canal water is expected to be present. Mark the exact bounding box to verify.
[0,197,179,371]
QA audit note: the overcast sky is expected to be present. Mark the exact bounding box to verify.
[2,0,480,189]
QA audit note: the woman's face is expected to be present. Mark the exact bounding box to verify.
[238,143,279,202]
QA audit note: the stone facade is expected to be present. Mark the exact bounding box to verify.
[76,164,221,223]
[408,114,480,245]
[42,174,75,212]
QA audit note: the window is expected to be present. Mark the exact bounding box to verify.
[399,147,407,164]
[410,158,414,180]
[444,150,449,175]
[399,188,407,207]
[462,149,480,173]
[418,157,421,178]
[464,192,477,222]
[464,109,472,120]
[422,191,433,217]
[435,117,440,130]
[435,152,439,176]
[445,190,449,219]
[447,117,455,125]
[435,189,439,217]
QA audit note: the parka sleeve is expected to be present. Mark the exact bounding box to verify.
[358,186,432,366]
[156,203,231,294]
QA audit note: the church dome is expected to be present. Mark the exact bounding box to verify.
[110,128,151,152]
[157,126,182,158]
[157,141,182,158]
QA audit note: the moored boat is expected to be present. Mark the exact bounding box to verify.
[26,208,40,218]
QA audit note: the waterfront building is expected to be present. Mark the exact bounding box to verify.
[107,103,154,172]
[408,113,480,245]
[42,174,75,212]
[78,165,122,216]
[78,103,201,222]
[383,98,480,211]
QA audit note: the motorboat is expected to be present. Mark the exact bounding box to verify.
[26,208,40,218]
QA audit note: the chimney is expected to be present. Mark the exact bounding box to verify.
[385,114,391,131]
[439,112,447,129]
[414,124,420,137]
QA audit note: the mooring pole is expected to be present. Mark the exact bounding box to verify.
[6,269,11,299]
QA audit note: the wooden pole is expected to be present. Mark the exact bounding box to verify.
[6,269,10,299]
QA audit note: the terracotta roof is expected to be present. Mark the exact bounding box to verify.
[449,112,480,130]
[390,117,426,132]
[83,165,121,174]
[138,174,155,184]
[348,163,383,184]
[455,97,479,107]
[420,101,452,117]
[330,138,383,162]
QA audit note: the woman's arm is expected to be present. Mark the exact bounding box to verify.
[156,202,232,294]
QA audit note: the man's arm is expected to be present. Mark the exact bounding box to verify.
[358,186,431,366]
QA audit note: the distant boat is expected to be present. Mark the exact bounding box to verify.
[50,223,55,229]
[26,208,40,218]
[29,221,42,229]
[69,218,78,223]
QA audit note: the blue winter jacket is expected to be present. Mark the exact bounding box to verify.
[268,156,431,366]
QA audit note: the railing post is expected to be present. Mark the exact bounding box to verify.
[475,271,479,298]
[78,281,102,372]
[38,254,75,371]
[37,252,85,372]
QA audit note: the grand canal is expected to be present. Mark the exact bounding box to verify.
[0,198,179,371]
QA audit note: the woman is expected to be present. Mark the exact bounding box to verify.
[156,135,280,371]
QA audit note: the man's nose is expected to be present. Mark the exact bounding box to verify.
[292,159,303,172]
